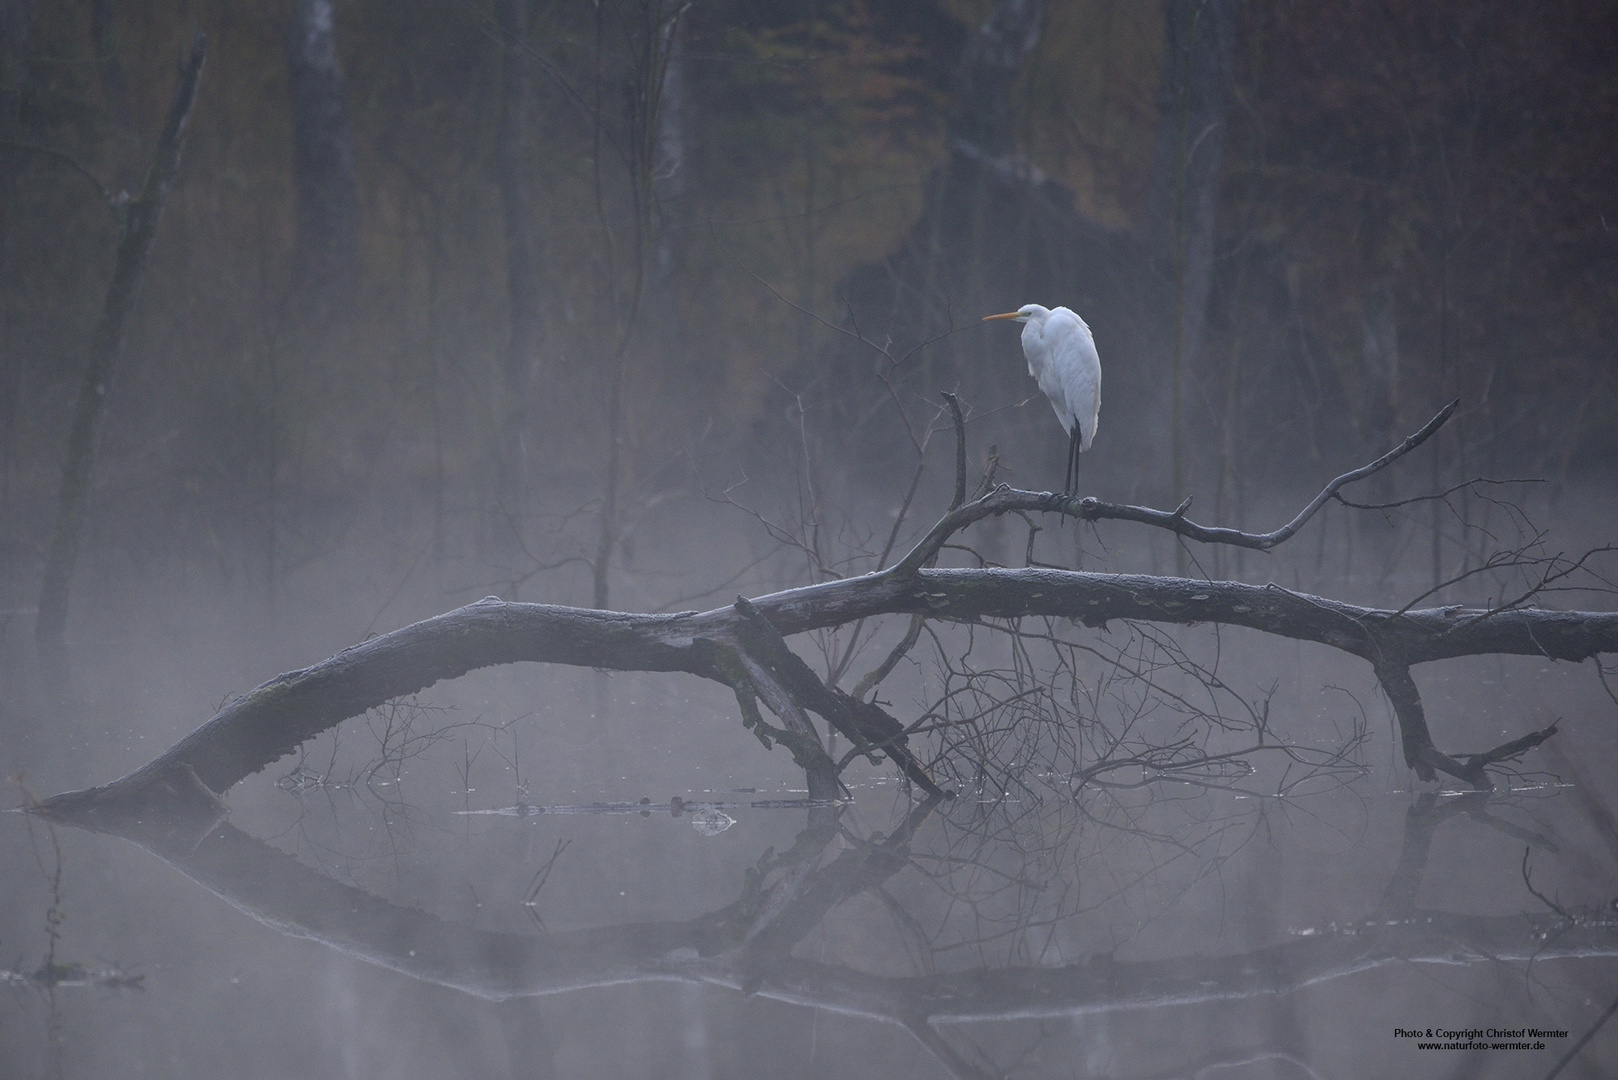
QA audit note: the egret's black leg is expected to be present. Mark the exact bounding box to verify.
[1063,428,1073,495]
[1065,425,1082,495]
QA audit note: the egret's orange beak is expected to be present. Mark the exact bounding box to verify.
[982,311,1022,322]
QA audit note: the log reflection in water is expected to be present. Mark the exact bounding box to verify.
[31,771,1618,1079]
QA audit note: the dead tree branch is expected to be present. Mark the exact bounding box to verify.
[732,597,942,796]
[850,613,925,702]
[891,399,1459,574]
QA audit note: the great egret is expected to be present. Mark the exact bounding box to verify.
[983,304,1101,495]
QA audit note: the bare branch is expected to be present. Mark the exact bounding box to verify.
[942,392,967,511]
[851,614,926,702]
[891,400,1461,573]
[0,141,118,212]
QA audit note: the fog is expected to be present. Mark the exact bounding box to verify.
[3,2,1617,1078]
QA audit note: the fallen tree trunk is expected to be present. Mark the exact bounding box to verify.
[30,401,1618,822]
[23,404,1617,1080]
[31,560,1617,820]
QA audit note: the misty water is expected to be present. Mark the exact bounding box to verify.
[4,486,1617,1080]
[4,0,1615,1074]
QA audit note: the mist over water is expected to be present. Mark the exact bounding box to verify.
[4,475,1617,1078]
[4,1,1617,1076]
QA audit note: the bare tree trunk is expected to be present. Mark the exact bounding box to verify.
[0,2,32,614]
[1361,279,1401,500]
[587,0,685,610]
[0,0,32,126]
[951,0,1046,157]
[1142,0,1235,524]
[35,34,206,648]
[650,0,687,289]
[286,0,358,303]
[591,369,623,610]
[496,0,543,498]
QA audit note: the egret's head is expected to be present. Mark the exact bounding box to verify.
[982,304,1045,325]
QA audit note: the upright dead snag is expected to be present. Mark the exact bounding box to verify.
[36,33,207,647]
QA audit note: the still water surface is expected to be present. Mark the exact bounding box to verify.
[4,555,1617,1079]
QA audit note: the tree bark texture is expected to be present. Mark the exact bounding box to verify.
[35,33,205,646]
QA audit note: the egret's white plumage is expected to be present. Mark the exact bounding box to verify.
[983,303,1102,494]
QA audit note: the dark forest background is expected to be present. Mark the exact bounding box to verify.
[2,0,1615,622]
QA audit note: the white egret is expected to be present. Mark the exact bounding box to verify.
[983,304,1101,495]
